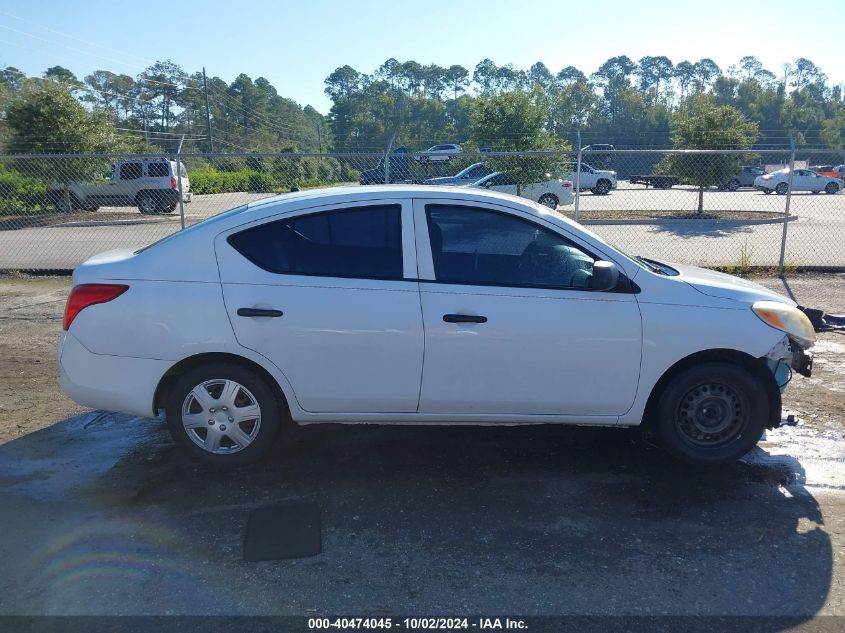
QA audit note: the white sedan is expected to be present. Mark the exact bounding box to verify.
[755,168,844,194]
[59,185,815,467]
[414,144,463,162]
[470,172,575,208]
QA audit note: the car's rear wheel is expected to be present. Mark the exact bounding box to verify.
[538,193,559,209]
[165,363,283,466]
[825,182,839,194]
[138,193,158,214]
[592,179,611,195]
[54,193,80,213]
[652,362,770,464]
[728,179,740,191]
[762,188,772,194]
[775,182,789,195]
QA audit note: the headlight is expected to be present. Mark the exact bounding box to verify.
[752,301,815,348]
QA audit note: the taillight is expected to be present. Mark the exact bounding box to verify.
[562,182,573,188]
[63,284,129,331]
[170,176,178,190]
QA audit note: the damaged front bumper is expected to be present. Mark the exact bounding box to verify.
[765,335,813,393]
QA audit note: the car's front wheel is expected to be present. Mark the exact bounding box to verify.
[652,362,770,464]
[775,182,789,195]
[825,182,839,195]
[592,179,611,195]
[165,363,284,466]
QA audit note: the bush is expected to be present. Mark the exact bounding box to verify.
[0,167,48,215]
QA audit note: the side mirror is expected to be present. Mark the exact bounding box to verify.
[591,261,619,292]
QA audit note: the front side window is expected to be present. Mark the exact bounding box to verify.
[228,205,402,279]
[119,162,143,180]
[426,205,595,289]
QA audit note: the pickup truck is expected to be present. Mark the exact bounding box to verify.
[567,163,618,195]
[629,174,680,189]
[49,159,191,214]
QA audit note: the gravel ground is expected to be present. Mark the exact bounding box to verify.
[1,272,844,619]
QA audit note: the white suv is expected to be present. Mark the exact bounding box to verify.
[49,159,191,214]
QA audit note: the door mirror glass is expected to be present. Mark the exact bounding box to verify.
[591,261,619,291]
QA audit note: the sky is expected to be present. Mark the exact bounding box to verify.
[1,0,842,114]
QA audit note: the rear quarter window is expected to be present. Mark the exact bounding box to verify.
[148,163,170,178]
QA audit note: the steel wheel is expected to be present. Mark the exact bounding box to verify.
[181,379,262,455]
[675,381,748,448]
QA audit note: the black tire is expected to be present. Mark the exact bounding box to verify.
[652,362,770,465]
[728,179,740,192]
[825,182,839,195]
[137,193,158,214]
[592,179,611,195]
[762,188,772,195]
[538,193,559,209]
[165,202,178,214]
[775,182,788,195]
[165,362,285,467]
[54,193,80,213]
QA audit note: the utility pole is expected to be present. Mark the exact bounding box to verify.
[202,67,214,152]
[316,120,323,154]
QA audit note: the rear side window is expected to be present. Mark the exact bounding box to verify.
[119,162,143,180]
[148,162,170,177]
[228,205,402,279]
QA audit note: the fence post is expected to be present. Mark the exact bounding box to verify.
[574,131,582,222]
[778,136,796,277]
[175,135,186,230]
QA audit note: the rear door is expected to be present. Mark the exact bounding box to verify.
[215,199,424,413]
[112,161,144,205]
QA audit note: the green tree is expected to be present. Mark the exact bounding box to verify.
[469,88,569,193]
[5,82,134,210]
[660,98,758,213]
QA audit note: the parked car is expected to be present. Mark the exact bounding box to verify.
[469,172,575,208]
[720,166,767,191]
[566,163,618,195]
[48,159,191,214]
[59,185,816,467]
[809,165,840,179]
[754,168,844,195]
[415,144,463,162]
[359,148,411,184]
[422,162,493,185]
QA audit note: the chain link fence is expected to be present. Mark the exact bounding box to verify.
[0,148,843,272]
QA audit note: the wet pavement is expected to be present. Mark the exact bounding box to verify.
[0,411,842,617]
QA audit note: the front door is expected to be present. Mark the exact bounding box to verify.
[216,200,424,413]
[414,200,642,417]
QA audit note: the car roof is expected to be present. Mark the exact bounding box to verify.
[247,184,531,211]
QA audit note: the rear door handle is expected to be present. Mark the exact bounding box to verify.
[443,313,487,324]
[237,307,284,318]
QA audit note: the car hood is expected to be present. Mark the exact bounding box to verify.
[668,262,795,306]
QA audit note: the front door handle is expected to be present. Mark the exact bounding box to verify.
[237,307,284,318]
[443,313,487,324]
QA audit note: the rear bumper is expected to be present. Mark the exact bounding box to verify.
[58,330,171,418]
